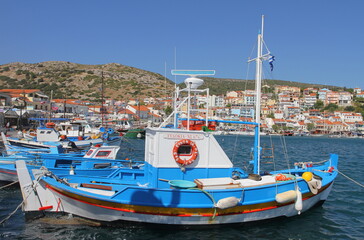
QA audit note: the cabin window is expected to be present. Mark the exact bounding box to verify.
[86,150,93,156]
[40,131,45,134]
[46,131,52,134]
[95,151,111,157]
[178,145,192,155]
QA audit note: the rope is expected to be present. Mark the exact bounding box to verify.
[336,169,364,188]
[190,187,217,219]
[0,167,49,225]
[0,201,23,225]
[279,134,292,174]
[0,180,19,190]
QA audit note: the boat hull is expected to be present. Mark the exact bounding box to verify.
[0,167,17,182]
[32,177,334,225]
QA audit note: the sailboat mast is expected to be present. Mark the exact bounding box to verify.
[253,15,264,174]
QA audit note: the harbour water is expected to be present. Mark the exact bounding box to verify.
[0,136,363,239]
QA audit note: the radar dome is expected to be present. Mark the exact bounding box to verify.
[184,77,204,89]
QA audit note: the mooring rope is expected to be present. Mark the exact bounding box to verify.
[0,168,49,225]
[190,188,217,219]
[0,200,24,225]
[336,169,364,188]
[0,180,19,190]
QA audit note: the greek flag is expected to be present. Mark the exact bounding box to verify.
[269,55,275,71]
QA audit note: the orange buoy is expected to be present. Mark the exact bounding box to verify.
[46,122,56,128]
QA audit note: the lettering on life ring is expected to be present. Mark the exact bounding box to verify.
[172,139,198,166]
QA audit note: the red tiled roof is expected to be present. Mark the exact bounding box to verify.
[0,89,41,94]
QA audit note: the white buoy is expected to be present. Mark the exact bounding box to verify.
[295,188,303,214]
[276,190,297,204]
[215,197,240,209]
[69,166,75,175]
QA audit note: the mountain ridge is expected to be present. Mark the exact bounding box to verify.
[0,61,350,102]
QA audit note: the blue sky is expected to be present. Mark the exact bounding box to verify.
[1,1,363,89]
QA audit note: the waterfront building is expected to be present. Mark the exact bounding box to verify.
[338,91,352,106]
[356,92,364,98]
[244,94,256,105]
[284,106,300,118]
[318,88,330,102]
[0,89,49,111]
[274,86,300,94]
[303,93,317,109]
[326,91,339,105]
[353,88,362,94]
[226,91,243,98]
[303,88,318,95]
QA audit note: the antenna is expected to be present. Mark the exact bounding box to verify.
[164,61,167,98]
[174,47,177,88]
[170,70,215,130]
[101,71,104,128]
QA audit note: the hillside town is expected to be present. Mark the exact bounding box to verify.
[0,85,363,137]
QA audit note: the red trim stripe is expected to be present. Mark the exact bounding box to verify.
[46,184,323,218]
[0,170,17,175]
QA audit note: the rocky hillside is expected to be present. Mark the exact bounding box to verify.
[0,61,348,102]
[0,61,175,101]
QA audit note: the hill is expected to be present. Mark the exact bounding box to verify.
[0,62,175,101]
[0,62,350,102]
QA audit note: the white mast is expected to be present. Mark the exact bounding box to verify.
[255,16,264,173]
[248,15,271,174]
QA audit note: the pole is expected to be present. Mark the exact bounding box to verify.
[101,71,104,128]
[49,90,53,123]
[63,95,66,119]
[253,15,264,174]
[187,83,191,130]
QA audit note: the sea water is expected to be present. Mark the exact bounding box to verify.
[0,136,363,239]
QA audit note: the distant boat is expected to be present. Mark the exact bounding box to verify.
[123,128,145,139]
[282,131,294,136]
[0,144,128,182]
[5,124,121,150]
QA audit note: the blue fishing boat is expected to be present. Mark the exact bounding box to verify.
[16,16,338,225]
[0,144,140,182]
[4,123,121,150]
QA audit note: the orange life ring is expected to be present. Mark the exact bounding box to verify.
[46,122,56,128]
[172,139,198,166]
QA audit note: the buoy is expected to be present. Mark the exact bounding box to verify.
[276,190,297,204]
[215,197,240,209]
[302,172,313,182]
[69,166,75,175]
[46,122,56,128]
[295,188,303,214]
[307,178,322,194]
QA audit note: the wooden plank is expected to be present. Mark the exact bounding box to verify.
[81,183,112,191]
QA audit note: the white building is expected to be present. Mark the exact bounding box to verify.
[338,92,352,106]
